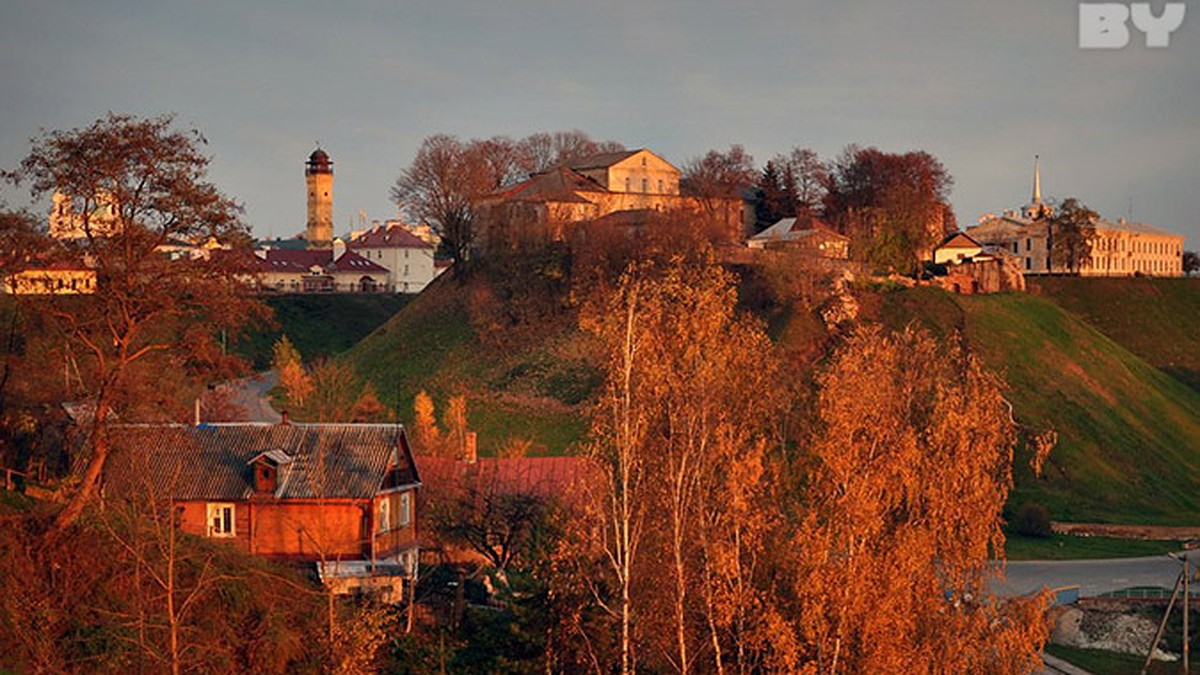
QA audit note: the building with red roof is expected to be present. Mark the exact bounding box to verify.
[250,239,389,293]
[350,222,439,293]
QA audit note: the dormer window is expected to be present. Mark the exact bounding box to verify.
[254,462,277,493]
[247,450,293,496]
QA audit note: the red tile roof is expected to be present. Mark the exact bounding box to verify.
[417,455,601,507]
[493,167,606,202]
[251,248,388,274]
[565,149,641,170]
[352,225,433,250]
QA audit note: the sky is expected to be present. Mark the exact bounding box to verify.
[2,1,1198,245]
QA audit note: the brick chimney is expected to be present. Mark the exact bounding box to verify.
[465,431,477,464]
[280,410,290,425]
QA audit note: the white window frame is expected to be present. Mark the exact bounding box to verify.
[399,491,411,527]
[206,503,235,538]
[378,498,391,533]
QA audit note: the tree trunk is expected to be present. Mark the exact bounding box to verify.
[52,400,111,533]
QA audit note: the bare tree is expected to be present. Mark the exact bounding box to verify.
[391,134,492,273]
[4,113,265,532]
[393,131,626,272]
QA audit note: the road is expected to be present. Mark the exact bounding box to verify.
[225,370,281,423]
[993,553,1192,597]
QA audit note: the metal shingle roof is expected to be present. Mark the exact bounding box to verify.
[102,423,416,501]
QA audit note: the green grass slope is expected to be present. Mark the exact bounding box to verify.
[1029,277,1200,391]
[236,294,412,368]
[338,277,594,456]
[881,287,1200,525]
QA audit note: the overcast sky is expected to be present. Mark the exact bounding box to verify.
[2,1,1197,245]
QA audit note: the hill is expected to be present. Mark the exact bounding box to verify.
[236,294,411,369]
[877,286,1200,525]
[339,275,596,456]
[338,268,1200,524]
[1028,277,1200,391]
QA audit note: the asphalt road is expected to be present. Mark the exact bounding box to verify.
[993,554,1192,597]
[226,370,281,423]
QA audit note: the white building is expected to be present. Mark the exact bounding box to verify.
[968,157,1184,277]
[350,223,438,293]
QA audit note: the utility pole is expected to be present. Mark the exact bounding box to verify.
[1143,553,1194,674]
[1143,565,1183,674]
[1185,553,1190,673]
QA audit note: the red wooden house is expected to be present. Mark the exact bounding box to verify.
[100,422,421,592]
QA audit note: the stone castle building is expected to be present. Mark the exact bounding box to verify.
[967,157,1184,276]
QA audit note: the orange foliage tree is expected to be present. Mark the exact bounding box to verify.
[3,114,267,532]
[575,252,794,673]
[563,250,1047,674]
[795,326,1049,673]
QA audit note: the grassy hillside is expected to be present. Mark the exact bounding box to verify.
[880,287,1200,525]
[338,276,595,456]
[1029,277,1200,391]
[335,269,1200,524]
[236,294,411,368]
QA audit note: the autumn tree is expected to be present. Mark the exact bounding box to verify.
[1184,250,1199,275]
[795,326,1049,673]
[392,131,625,272]
[272,335,312,409]
[681,145,757,238]
[391,134,493,272]
[823,145,954,273]
[3,113,265,532]
[411,389,441,451]
[576,251,792,673]
[1047,197,1097,275]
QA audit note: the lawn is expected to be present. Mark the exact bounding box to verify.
[1005,533,1185,561]
[876,287,1200,526]
[1045,644,1191,674]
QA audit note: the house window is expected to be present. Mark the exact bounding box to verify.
[658,180,664,193]
[1025,238,1031,252]
[1024,257,1031,270]
[625,177,631,192]
[642,178,648,193]
[399,492,411,527]
[1011,242,1018,254]
[206,503,235,537]
[378,498,391,533]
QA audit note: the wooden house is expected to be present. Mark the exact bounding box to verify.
[100,422,421,593]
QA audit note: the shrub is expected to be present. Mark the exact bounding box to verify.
[1012,501,1054,538]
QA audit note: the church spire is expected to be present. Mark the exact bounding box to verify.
[1031,154,1042,205]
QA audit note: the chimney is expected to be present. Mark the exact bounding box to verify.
[194,397,201,425]
[465,431,477,464]
[280,410,290,425]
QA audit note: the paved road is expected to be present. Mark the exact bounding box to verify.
[225,370,281,423]
[993,553,1193,597]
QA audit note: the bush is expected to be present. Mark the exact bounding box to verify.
[1011,502,1053,538]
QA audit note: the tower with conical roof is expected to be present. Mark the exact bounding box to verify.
[305,148,333,250]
